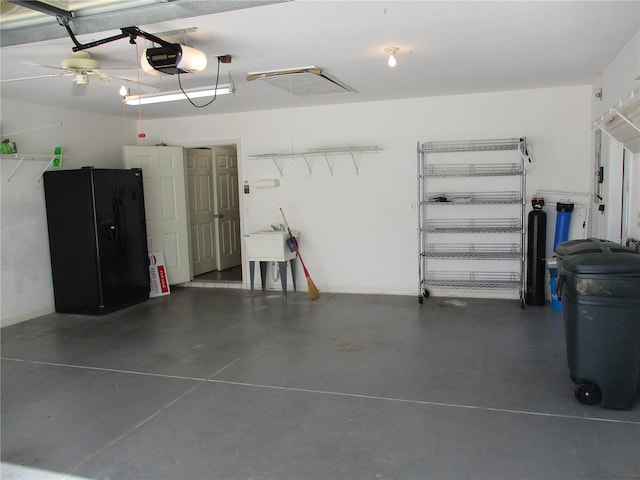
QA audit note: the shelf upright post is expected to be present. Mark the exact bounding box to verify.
[417,141,426,302]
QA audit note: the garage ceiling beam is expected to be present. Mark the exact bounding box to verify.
[1,0,289,47]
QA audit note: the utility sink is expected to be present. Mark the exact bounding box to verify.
[243,230,299,261]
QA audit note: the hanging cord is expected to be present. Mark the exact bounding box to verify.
[177,57,221,108]
[289,78,294,157]
[134,41,145,137]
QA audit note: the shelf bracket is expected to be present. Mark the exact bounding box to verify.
[323,153,334,176]
[349,151,360,175]
[37,157,57,182]
[301,154,312,176]
[270,155,284,177]
[6,155,27,182]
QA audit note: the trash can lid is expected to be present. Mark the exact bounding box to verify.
[563,251,640,275]
[556,238,635,258]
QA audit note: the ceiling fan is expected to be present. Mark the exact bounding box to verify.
[0,51,145,86]
[1,51,111,85]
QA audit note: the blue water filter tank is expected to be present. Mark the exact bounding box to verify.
[553,202,574,252]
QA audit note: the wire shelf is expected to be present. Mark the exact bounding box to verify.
[423,218,521,233]
[424,163,523,177]
[420,138,521,153]
[424,191,522,205]
[423,271,521,290]
[422,243,521,259]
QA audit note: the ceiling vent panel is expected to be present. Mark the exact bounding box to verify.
[246,66,355,97]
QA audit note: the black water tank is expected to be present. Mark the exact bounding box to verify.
[526,197,547,306]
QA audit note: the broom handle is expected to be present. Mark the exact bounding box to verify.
[279,207,292,232]
[279,208,310,275]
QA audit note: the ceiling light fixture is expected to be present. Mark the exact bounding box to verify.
[119,85,129,97]
[123,84,235,106]
[384,47,399,67]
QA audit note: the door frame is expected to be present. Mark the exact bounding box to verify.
[182,138,246,286]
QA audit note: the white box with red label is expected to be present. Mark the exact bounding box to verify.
[149,252,171,298]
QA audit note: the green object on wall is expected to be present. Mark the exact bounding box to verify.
[1,139,16,154]
[52,146,63,167]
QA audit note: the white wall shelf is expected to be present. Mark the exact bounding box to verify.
[247,146,383,176]
[592,87,640,153]
[1,153,64,182]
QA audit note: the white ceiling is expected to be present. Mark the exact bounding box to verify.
[1,0,638,120]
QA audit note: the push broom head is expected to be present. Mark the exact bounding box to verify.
[306,276,320,300]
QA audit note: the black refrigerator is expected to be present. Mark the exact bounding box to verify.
[43,167,150,314]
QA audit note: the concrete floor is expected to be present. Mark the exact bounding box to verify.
[1,288,639,480]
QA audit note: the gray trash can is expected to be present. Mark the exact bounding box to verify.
[560,245,640,409]
[556,238,635,275]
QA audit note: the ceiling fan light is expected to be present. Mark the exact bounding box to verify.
[75,73,89,85]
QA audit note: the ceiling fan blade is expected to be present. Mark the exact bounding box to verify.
[109,74,160,89]
[22,60,66,72]
[89,70,112,82]
[0,73,71,83]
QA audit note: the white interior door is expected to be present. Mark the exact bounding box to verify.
[123,145,192,284]
[187,148,217,276]
[212,146,241,270]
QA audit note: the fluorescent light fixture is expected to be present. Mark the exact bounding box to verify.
[124,84,234,106]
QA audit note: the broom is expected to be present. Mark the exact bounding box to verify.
[280,208,319,300]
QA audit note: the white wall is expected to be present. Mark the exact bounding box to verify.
[0,85,596,325]
[0,100,134,327]
[134,85,592,297]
